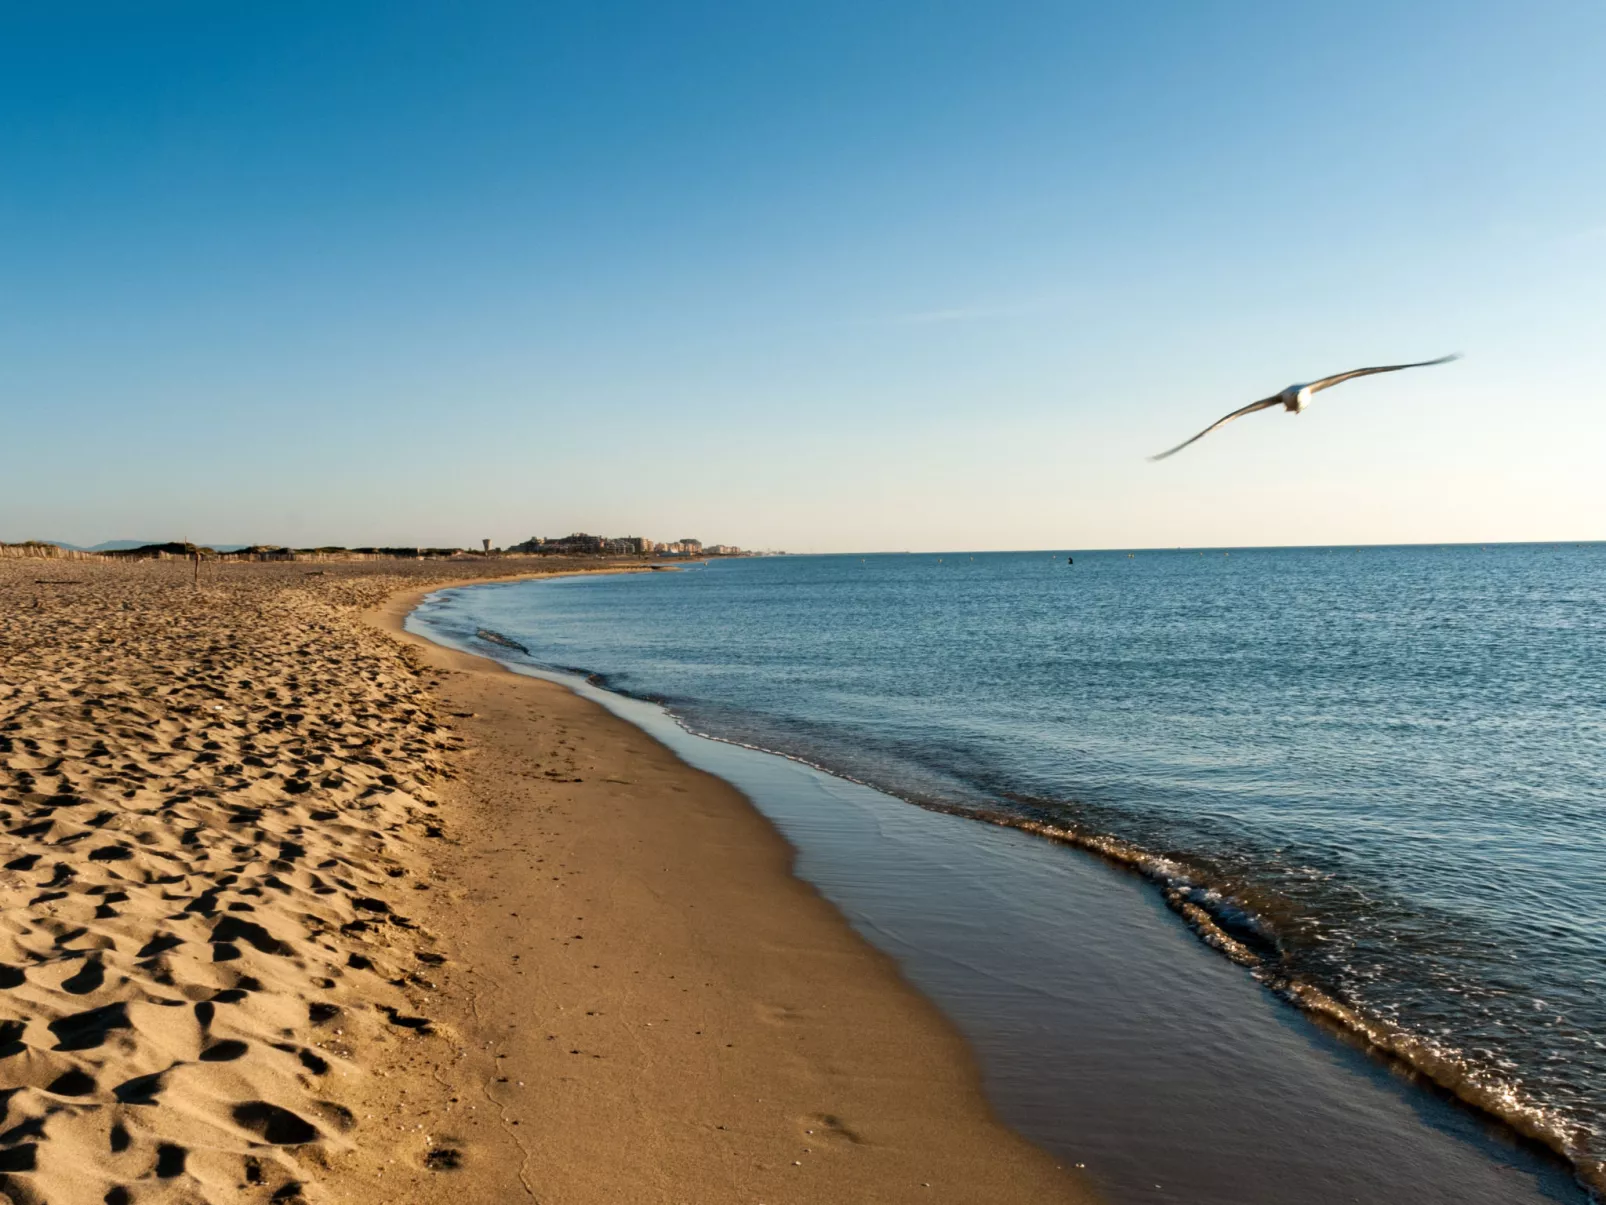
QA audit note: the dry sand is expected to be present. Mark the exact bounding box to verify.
[0,558,1093,1205]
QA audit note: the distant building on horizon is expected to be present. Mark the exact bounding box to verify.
[507,532,658,556]
[503,532,743,557]
[507,532,604,555]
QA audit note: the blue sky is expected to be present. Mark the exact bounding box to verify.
[3,1,1602,551]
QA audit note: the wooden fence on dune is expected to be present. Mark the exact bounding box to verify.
[0,542,99,561]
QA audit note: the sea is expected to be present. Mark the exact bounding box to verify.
[410,544,1605,1202]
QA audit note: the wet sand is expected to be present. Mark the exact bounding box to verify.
[0,558,1088,1204]
[369,583,1092,1204]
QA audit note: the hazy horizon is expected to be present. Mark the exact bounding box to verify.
[24,536,1606,558]
[4,3,1602,551]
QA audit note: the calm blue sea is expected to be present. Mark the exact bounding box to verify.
[413,544,1606,1188]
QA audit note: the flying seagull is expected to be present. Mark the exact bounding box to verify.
[1149,354,1461,460]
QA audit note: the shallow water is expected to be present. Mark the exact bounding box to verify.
[410,544,1604,1199]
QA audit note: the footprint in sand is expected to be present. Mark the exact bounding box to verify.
[804,1112,867,1146]
[1,559,482,1200]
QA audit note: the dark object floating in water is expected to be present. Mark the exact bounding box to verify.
[476,628,529,653]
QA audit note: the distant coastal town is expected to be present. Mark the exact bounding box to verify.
[0,533,764,562]
[505,533,748,556]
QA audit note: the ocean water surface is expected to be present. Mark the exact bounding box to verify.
[412,545,1605,1195]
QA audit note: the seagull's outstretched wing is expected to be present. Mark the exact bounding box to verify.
[1149,395,1282,461]
[1306,353,1461,395]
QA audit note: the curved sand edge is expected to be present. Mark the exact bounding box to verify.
[363,578,1097,1204]
[0,558,1092,1204]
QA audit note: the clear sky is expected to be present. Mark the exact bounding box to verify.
[3,2,1602,552]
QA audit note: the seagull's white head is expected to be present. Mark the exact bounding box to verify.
[1282,384,1313,413]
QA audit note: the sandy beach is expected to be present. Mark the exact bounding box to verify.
[0,557,1089,1205]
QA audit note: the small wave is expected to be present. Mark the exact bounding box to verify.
[539,680,1606,1195]
[928,804,1603,1198]
[475,628,529,654]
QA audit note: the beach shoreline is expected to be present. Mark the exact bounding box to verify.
[0,556,1089,1205]
[412,563,1596,1205]
[367,579,1095,1203]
